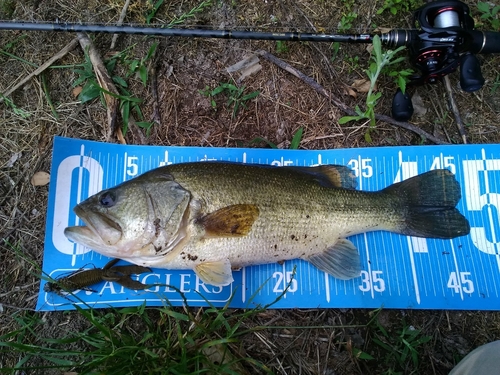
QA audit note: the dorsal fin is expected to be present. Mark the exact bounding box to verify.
[286,165,357,189]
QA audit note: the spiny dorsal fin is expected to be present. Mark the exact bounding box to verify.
[199,204,259,237]
[307,239,361,280]
[195,260,234,286]
[287,165,357,189]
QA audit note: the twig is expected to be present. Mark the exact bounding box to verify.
[0,37,79,102]
[292,2,337,80]
[127,115,148,145]
[0,302,36,311]
[0,281,39,298]
[150,45,162,128]
[255,49,448,145]
[110,0,131,50]
[78,33,121,143]
[40,72,59,119]
[444,75,468,144]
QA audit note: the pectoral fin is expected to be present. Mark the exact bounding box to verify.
[195,260,234,286]
[199,204,259,237]
[307,239,361,280]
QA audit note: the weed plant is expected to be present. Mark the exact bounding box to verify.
[1,291,283,373]
[339,35,408,142]
[199,82,260,119]
[477,1,500,30]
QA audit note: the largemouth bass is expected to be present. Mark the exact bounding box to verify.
[64,162,470,286]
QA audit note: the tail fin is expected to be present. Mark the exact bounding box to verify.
[383,169,470,239]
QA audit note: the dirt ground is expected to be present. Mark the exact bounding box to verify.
[1,0,500,374]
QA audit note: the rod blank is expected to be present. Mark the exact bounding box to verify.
[0,21,374,43]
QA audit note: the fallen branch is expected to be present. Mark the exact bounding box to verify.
[256,49,448,145]
[0,37,79,102]
[110,0,131,50]
[77,33,121,143]
[150,44,162,129]
[444,75,468,144]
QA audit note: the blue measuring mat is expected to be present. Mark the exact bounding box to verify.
[37,136,500,311]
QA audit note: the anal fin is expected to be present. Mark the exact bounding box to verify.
[195,260,234,286]
[307,239,361,280]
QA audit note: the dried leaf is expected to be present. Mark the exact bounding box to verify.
[72,86,83,97]
[351,79,372,93]
[31,171,50,186]
[237,63,262,82]
[226,54,260,73]
[202,344,250,374]
[412,91,428,117]
[344,86,357,98]
[374,27,392,34]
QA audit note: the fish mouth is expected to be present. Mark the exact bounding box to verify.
[64,205,123,249]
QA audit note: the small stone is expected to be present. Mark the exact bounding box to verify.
[31,171,50,186]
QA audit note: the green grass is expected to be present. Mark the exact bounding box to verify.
[249,126,304,149]
[351,309,433,374]
[199,82,260,119]
[375,0,421,16]
[0,94,31,118]
[1,242,436,375]
[477,1,500,30]
[4,304,429,374]
[2,299,266,373]
[0,0,16,19]
[1,275,294,374]
[330,0,357,62]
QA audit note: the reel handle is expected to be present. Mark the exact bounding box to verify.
[391,89,414,122]
[460,54,484,92]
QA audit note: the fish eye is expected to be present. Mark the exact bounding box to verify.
[99,191,116,207]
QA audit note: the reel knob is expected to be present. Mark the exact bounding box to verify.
[391,88,414,122]
[460,53,485,92]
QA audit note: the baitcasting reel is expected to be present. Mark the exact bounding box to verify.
[389,0,488,121]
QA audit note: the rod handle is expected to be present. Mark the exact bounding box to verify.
[469,31,500,54]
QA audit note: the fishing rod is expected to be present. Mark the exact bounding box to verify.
[1,0,500,120]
